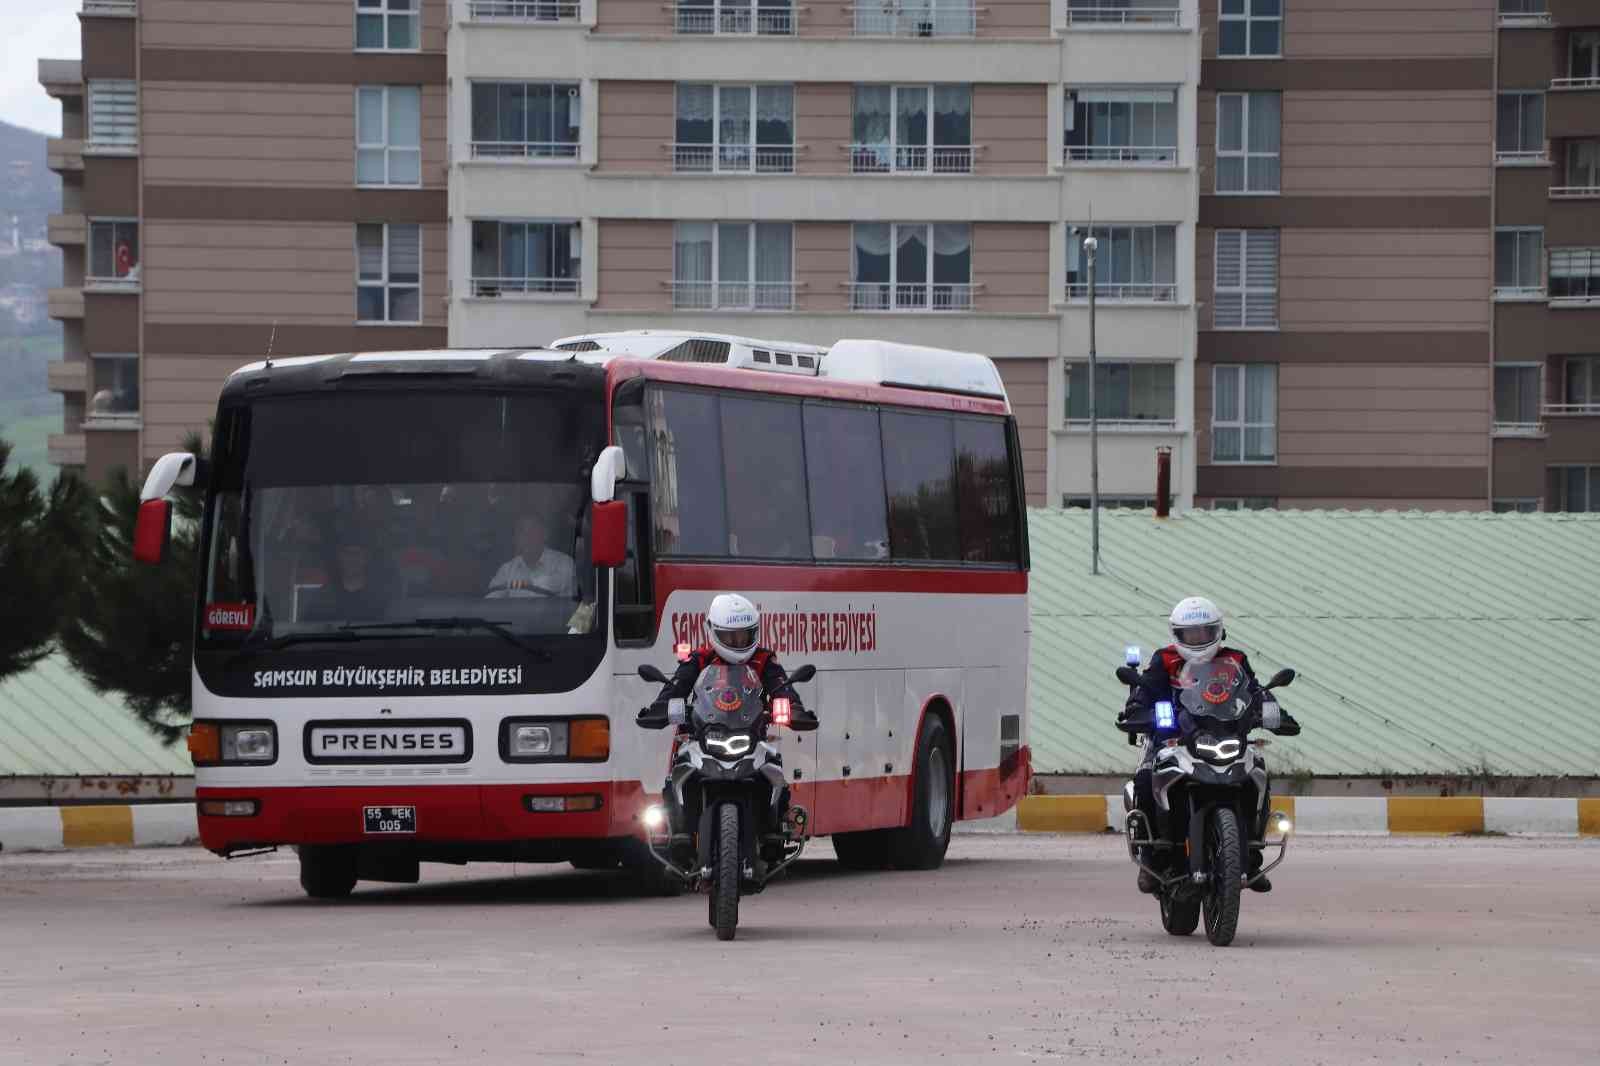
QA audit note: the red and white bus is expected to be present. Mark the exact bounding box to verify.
[136,329,1032,896]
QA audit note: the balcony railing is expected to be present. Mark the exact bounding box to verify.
[1063,1,1180,27]
[1551,185,1600,199]
[1063,418,1178,431]
[1492,420,1545,437]
[46,360,87,394]
[1496,149,1550,165]
[672,143,796,173]
[1064,145,1178,164]
[470,140,580,160]
[1064,282,1178,302]
[675,3,796,35]
[1544,403,1600,416]
[470,276,580,297]
[848,144,973,174]
[849,3,977,37]
[670,281,796,310]
[848,282,976,311]
[84,272,141,293]
[46,138,83,173]
[1493,285,1547,300]
[1551,77,1600,91]
[466,0,579,20]
[82,0,136,14]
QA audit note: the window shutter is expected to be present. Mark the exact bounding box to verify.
[1243,230,1279,328]
[388,224,421,283]
[1214,231,1243,328]
[89,81,138,148]
[357,225,385,280]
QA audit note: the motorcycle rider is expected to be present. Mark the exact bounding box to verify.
[1117,596,1299,895]
[636,593,818,833]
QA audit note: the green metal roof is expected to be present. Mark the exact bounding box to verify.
[1026,508,1600,778]
[0,655,191,777]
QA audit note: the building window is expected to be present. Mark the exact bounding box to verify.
[1064,0,1180,26]
[1554,466,1599,512]
[1213,229,1279,329]
[1565,356,1600,411]
[1216,91,1280,193]
[1212,364,1276,464]
[1550,247,1600,302]
[851,223,972,311]
[1495,228,1545,297]
[853,0,975,36]
[852,85,972,174]
[87,219,139,284]
[470,221,580,297]
[470,82,580,160]
[1064,362,1175,426]
[1492,498,1540,514]
[1494,364,1542,432]
[1561,140,1600,195]
[356,86,421,185]
[673,222,794,310]
[357,0,418,49]
[87,81,137,152]
[1495,92,1545,161]
[356,223,421,323]
[1568,31,1600,85]
[676,0,796,36]
[88,353,138,421]
[1064,88,1178,164]
[1062,496,1158,510]
[1065,224,1177,302]
[1497,0,1546,23]
[675,84,794,173]
[1219,0,1281,58]
[1211,498,1275,510]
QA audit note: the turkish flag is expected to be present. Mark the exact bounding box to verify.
[114,241,134,277]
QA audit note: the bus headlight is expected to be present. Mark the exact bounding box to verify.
[226,727,275,762]
[501,718,610,763]
[511,722,566,757]
[190,721,278,766]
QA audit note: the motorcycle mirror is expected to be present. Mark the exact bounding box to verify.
[787,664,817,684]
[1265,667,1296,690]
[637,664,669,684]
[1115,665,1141,687]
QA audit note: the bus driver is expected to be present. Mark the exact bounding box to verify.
[486,513,576,598]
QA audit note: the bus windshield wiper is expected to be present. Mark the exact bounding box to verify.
[344,617,554,662]
[225,629,366,666]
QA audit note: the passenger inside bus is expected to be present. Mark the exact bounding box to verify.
[486,513,576,598]
[302,525,391,622]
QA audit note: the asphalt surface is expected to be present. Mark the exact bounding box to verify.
[2,834,1597,1065]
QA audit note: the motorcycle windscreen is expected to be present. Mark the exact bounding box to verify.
[690,664,765,731]
[1174,657,1252,723]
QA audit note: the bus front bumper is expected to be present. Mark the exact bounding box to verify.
[194,781,651,856]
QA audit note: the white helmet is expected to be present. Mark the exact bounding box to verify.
[1169,596,1224,664]
[705,593,760,665]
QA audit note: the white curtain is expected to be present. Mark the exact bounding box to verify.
[718,223,750,284]
[718,86,752,148]
[853,223,891,283]
[896,224,928,283]
[756,85,793,145]
[932,223,970,283]
[674,222,713,283]
[676,85,714,143]
[853,86,891,144]
[754,223,792,284]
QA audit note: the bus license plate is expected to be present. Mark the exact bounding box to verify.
[363,806,416,834]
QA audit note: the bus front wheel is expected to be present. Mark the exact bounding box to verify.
[297,846,358,900]
[888,715,955,871]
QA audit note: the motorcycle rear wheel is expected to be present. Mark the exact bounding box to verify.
[1159,889,1200,936]
[1203,806,1243,947]
[712,802,741,941]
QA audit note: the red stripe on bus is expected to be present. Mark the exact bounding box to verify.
[655,562,1026,611]
[606,358,1012,416]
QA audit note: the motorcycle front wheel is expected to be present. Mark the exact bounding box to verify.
[712,802,741,941]
[1203,806,1243,946]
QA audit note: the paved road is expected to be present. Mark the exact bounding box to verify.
[2,834,1597,1065]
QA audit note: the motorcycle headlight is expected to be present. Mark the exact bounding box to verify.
[702,730,755,758]
[1192,733,1243,763]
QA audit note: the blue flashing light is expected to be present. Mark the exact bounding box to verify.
[1124,645,1142,666]
[1154,700,1176,730]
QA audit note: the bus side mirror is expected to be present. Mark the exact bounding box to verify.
[590,445,626,503]
[592,500,626,569]
[132,499,171,565]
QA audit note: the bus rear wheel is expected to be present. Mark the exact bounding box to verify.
[888,715,955,871]
[298,846,358,900]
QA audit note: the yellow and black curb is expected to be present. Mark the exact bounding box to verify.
[0,804,198,853]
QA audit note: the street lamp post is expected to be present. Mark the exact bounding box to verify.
[1085,234,1100,576]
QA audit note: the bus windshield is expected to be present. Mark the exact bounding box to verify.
[199,389,607,649]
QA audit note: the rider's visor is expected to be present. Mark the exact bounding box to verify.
[712,624,758,652]
[1174,623,1221,647]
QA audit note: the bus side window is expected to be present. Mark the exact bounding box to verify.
[881,410,960,562]
[802,401,890,561]
[954,417,1020,564]
[613,389,656,644]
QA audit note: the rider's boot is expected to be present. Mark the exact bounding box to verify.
[1247,849,1272,893]
[1135,847,1160,894]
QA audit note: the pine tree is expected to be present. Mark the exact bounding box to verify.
[59,451,203,744]
[0,440,92,679]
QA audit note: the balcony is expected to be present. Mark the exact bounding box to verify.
[1494,284,1547,301]
[1493,420,1546,438]
[847,282,977,312]
[37,60,82,98]
[1495,149,1550,166]
[47,213,86,246]
[1063,145,1179,166]
[465,0,578,20]
[847,144,974,175]
[46,360,87,395]
[675,2,796,35]
[669,281,797,311]
[469,276,581,298]
[1064,282,1179,303]
[47,434,87,468]
[1551,184,1600,198]
[1551,77,1600,91]
[672,143,796,174]
[81,0,137,15]
[1544,403,1600,417]
[848,3,978,37]
[46,138,83,173]
[48,287,84,320]
[469,140,580,160]
[1062,0,1181,28]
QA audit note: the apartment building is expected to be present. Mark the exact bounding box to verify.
[447,0,1205,508]
[40,0,450,483]
[1492,0,1600,512]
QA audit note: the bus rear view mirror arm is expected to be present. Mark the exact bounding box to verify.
[134,452,206,566]
[139,451,204,502]
[590,445,626,503]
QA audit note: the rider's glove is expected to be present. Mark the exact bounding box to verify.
[789,708,820,732]
[636,703,670,730]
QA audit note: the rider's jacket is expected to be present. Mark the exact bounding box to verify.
[1117,646,1299,736]
[637,645,815,730]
